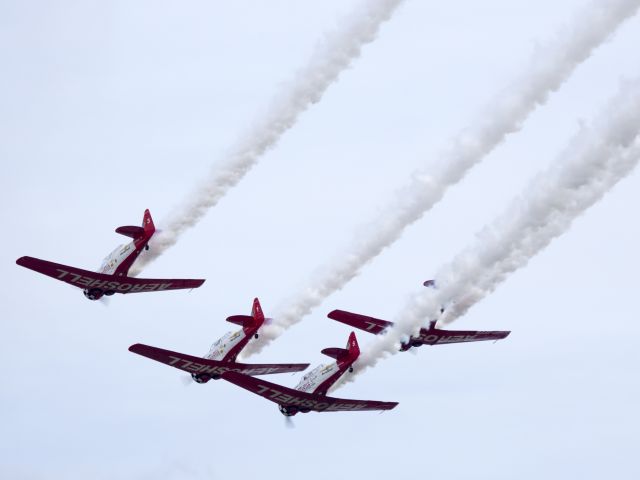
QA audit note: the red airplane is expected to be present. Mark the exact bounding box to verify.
[327,279,510,351]
[221,332,398,416]
[129,298,310,382]
[16,209,205,300]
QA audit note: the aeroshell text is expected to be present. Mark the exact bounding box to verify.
[167,356,281,376]
[55,269,172,293]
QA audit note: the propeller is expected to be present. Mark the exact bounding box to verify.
[284,415,295,429]
[98,296,110,307]
[180,375,193,386]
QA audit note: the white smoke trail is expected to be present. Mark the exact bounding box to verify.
[130,0,405,276]
[243,0,640,357]
[351,77,640,383]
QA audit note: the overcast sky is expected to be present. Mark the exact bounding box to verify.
[1,1,639,479]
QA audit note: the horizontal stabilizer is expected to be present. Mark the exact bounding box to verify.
[226,315,254,326]
[321,347,349,360]
[115,225,145,239]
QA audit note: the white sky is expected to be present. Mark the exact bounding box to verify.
[1,1,639,479]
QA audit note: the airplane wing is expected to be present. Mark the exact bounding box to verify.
[415,329,511,345]
[329,309,510,346]
[16,256,205,293]
[129,344,309,376]
[221,371,398,413]
[328,310,391,335]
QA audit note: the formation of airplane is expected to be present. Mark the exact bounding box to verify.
[16,209,205,300]
[17,209,511,419]
[129,298,310,381]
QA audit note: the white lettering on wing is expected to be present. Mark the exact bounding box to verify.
[325,403,367,412]
[252,384,339,411]
[54,269,173,293]
[56,269,69,279]
[88,279,110,289]
[75,276,94,287]
[436,335,478,343]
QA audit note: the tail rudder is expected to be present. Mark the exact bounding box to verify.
[347,331,360,360]
[251,298,265,323]
[142,209,155,236]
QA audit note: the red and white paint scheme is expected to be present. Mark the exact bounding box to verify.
[129,298,310,382]
[328,280,510,351]
[16,209,205,301]
[221,332,398,416]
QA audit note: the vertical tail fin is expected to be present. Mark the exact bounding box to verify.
[251,298,265,322]
[346,331,360,359]
[142,209,155,236]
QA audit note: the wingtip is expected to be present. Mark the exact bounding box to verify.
[128,343,144,353]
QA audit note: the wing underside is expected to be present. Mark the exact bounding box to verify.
[415,329,511,345]
[329,310,510,346]
[16,256,205,293]
[222,371,398,413]
[129,344,309,376]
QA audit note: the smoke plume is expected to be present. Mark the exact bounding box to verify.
[130,0,405,275]
[243,0,640,357]
[351,78,640,383]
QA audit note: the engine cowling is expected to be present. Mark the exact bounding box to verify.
[279,405,298,417]
[83,288,104,301]
[191,373,211,384]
